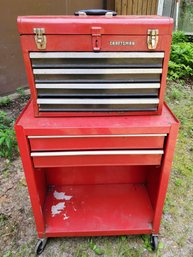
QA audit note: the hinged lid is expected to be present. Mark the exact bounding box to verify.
[17,16,173,35]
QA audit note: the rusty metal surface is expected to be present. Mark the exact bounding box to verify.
[0,0,104,96]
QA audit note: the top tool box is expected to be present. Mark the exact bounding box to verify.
[17,10,173,117]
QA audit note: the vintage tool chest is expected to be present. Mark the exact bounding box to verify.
[15,10,179,255]
[17,12,173,117]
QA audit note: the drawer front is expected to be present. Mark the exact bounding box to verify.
[30,51,164,113]
[31,150,163,168]
[29,134,166,151]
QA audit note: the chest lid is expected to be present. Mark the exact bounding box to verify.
[18,15,173,36]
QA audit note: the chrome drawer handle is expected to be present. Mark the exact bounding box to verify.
[28,134,167,139]
[30,52,164,59]
[31,150,164,157]
[37,98,159,105]
[35,83,161,89]
[33,68,162,75]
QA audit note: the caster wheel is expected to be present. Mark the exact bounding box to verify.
[35,238,48,255]
[150,235,158,251]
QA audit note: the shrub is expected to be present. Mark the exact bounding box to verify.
[172,31,187,44]
[0,111,17,160]
[0,96,11,107]
[168,31,193,80]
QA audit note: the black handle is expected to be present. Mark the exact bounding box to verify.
[74,9,117,16]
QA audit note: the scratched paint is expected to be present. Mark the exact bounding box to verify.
[73,206,77,212]
[51,202,65,217]
[53,190,73,201]
[63,213,69,220]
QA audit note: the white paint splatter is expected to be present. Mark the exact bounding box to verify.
[53,190,72,201]
[51,202,65,217]
[63,213,69,220]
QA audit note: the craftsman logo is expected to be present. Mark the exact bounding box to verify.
[110,41,135,46]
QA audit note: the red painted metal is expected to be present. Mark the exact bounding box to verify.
[15,125,46,236]
[32,153,163,168]
[18,15,173,117]
[17,16,173,35]
[45,166,148,185]
[152,123,179,233]
[44,184,154,237]
[29,135,165,151]
[15,101,179,238]
[15,100,176,135]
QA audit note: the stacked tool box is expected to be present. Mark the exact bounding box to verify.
[15,10,179,255]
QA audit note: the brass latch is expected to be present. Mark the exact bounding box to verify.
[33,28,46,50]
[147,29,159,50]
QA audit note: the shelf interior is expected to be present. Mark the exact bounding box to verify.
[44,183,153,237]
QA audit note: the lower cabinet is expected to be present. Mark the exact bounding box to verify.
[15,101,179,252]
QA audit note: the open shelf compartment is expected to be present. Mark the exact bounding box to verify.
[44,183,153,237]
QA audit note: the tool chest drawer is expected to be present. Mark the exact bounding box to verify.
[28,134,166,151]
[31,150,163,168]
[31,52,162,114]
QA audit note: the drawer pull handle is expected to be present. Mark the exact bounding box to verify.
[28,134,167,139]
[33,68,162,75]
[30,52,165,59]
[37,98,159,105]
[35,83,161,89]
[31,150,164,157]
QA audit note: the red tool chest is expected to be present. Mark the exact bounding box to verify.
[15,100,179,253]
[17,13,173,117]
[15,10,179,255]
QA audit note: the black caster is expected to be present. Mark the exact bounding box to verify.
[150,235,158,251]
[35,238,48,255]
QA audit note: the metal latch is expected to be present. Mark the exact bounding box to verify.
[33,28,46,50]
[91,27,102,52]
[147,29,159,50]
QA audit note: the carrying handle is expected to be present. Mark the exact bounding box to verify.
[74,9,117,17]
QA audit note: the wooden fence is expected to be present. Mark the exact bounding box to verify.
[115,0,158,15]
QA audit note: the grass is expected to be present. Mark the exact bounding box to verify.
[162,79,193,250]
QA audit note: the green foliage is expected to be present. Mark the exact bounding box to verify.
[16,87,25,97]
[175,178,183,187]
[0,111,17,160]
[0,129,17,159]
[0,96,11,107]
[172,31,187,44]
[156,241,164,257]
[0,111,13,129]
[3,251,13,257]
[89,239,104,255]
[168,31,193,80]
[142,235,152,252]
[0,213,9,226]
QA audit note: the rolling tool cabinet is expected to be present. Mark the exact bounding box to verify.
[16,9,179,255]
[15,100,179,254]
[17,13,173,117]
